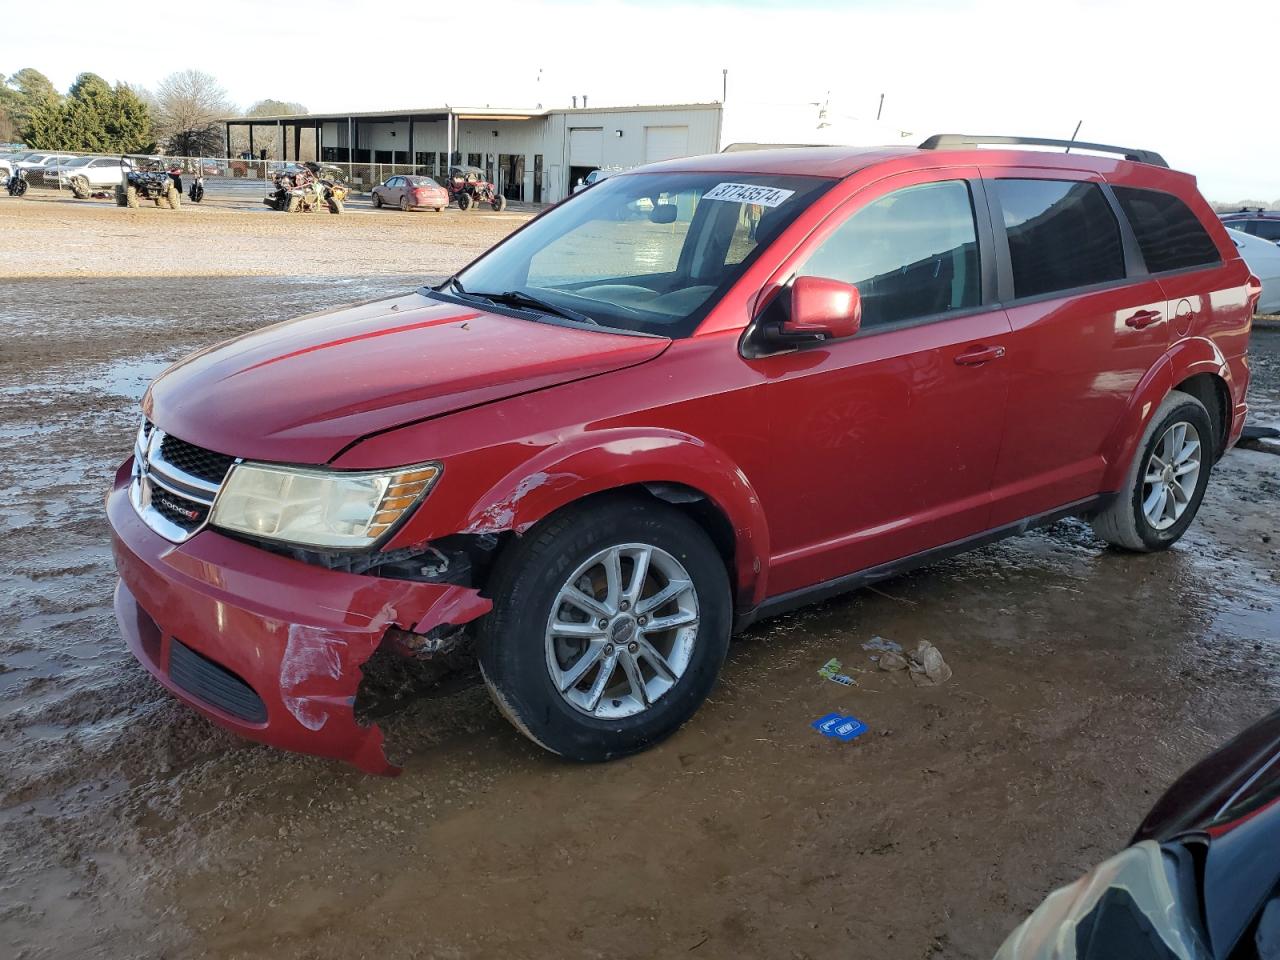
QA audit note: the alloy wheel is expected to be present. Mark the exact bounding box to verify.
[544,543,699,719]
[1142,421,1202,530]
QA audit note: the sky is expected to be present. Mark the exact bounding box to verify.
[4,0,1276,201]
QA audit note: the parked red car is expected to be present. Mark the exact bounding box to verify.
[371,175,449,212]
[108,135,1258,774]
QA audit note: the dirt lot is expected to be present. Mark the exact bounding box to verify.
[1,197,1278,960]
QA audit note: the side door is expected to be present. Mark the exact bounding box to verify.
[750,170,1012,597]
[980,171,1172,525]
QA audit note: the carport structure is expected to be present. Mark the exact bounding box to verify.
[222,106,549,200]
[221,102,724,204]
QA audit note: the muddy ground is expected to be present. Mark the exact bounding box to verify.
[1,199,1279,960]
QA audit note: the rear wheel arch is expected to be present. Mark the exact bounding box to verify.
[1173,372,1231,460]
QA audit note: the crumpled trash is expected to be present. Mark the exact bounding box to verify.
[908,640,952,686]
[877,651,910,672]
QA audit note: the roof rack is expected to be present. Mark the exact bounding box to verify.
[918,134,1168,168]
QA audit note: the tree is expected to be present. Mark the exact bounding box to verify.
[246,99,307,117]
[1,68,60,143]
[13,72,153,152]
[153,69,232,156]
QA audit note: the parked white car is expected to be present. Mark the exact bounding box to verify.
[1227,227,1280,314]
[14,152,76,171]
[43,156,129,195]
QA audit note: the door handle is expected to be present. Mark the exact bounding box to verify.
[1125,309,1163,329]
[954,344,1006,366]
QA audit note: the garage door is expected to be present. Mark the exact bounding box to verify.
[568,128,603,167]
[644,125,689,163]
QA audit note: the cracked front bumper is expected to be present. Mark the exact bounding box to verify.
[107,473,491,775]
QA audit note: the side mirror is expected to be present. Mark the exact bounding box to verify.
[779,276,862,343]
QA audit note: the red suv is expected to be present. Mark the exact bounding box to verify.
[108,135,1258,774]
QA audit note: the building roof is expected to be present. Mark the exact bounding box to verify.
[222,102,723,124]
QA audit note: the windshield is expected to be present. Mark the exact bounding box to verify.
[450,171,834,337]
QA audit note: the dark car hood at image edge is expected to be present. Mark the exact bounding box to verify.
[144,290,671,464]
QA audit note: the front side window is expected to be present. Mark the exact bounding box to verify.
[994,179,1124,299]
[797,179,981,329]
[451,172,834,338]
[1113,186,1220,273]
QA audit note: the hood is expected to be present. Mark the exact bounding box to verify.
[145,290,669,464]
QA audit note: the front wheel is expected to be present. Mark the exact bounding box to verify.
[491,195,507,212]
[477,497,731,761]
[372,192,383,208]
[328,196,344,214]
[70,176,91,199]
[1091,389,1214,552]
[457,193,472,211]
[166,185,181,209]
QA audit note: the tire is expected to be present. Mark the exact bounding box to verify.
[70,177,90,200]
[477,496,732,761]
[434,206,442,213]
[399,196,410,212]
[167,185,181,209]
[328,197,344,214]
[457,193,472,211]
[155,194,169,208]
[285,194,301,214]
[372,192,383,208]
[115,185,127,207]
[1091,389,1214,552]
[125,185,139,208]
[492,195,507,212]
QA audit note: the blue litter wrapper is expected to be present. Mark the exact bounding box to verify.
[812,713,868,741]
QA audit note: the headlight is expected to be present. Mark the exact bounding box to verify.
[210,462,441,550]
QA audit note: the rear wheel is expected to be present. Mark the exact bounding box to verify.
[457,193,472,211]
[166,185,181,209]
[125,185,139,208]
[115,185,127,207]
[70,176,90,199]
[491,195,507,212]
[399,196,410,212]
[285,194,301,214]
[477,497,731,761]
[1091,389,1214,552]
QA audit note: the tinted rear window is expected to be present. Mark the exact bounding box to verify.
[1113,186,1221,273]
[1254,220,1280,242]
[994,179,1125,299]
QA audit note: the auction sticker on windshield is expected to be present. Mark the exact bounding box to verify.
[703,182,795,207]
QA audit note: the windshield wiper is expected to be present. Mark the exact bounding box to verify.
[436,275,469,296]
[468,290,597,325]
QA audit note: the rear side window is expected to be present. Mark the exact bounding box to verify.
[994,179,1124,299]
[1254,220,1280,242]
[1113,186,1221,273]
[798,179,981,329]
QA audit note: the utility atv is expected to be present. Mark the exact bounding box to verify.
[447,165,507,211]
[264,162,348,214]
[115,156,182,209]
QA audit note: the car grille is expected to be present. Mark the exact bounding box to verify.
[129,419,237,543]
[168,639,268,724]
[159,433,236,485]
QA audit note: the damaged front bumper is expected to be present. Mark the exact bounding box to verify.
[106,477,491,775]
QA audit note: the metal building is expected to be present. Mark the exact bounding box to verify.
[222,103,723,204]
